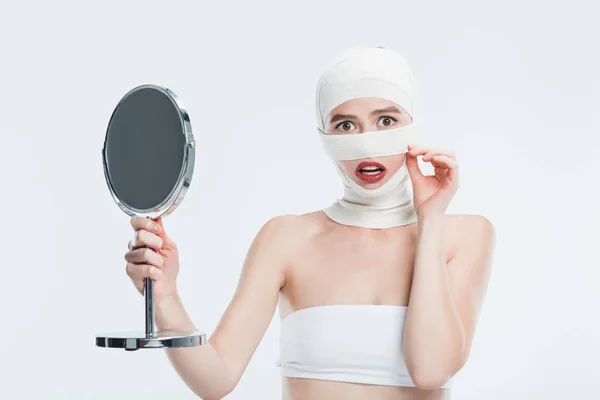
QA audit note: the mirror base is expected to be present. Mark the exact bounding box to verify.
[95,330,206,350]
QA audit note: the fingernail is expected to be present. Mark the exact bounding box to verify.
[155,224,162,233]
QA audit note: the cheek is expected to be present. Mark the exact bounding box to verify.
[338,160,359,176]
[387,154,407,171]
[372,154,406,173]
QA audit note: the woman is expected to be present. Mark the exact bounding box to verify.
[124,46,495,400]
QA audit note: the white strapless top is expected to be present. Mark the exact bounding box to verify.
[276,304,453,389]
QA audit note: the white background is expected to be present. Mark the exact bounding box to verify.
[1,0,598,399]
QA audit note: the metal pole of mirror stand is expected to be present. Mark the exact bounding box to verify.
[145,277,156,338]
[144,216,156,339]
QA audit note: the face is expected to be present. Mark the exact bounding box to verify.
[325,97,413,189]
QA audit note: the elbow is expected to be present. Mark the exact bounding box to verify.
[409,368,452,391]
[192,374,238,400]
[406,352,462,390]
[195,382,235,400]
[405,348,462,390]
[201,391,231,400]
[220,379,237,399]
[407,361,455,391]
[201,395,222,400]
[405,334,465,390]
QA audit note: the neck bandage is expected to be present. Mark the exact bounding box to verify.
[315,46,421,229]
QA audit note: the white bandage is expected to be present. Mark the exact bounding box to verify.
[315,46,421,229]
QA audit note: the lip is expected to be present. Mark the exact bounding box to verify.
[355,161,387,183]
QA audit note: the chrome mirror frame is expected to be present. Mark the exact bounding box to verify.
[96,84,205,350]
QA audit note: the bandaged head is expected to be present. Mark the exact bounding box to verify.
[315,46,421,229]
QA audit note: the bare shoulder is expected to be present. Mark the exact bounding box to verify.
[256,211,328,252]
[445,214,495,239]
[444,214,496,260]
[239,213,325,291]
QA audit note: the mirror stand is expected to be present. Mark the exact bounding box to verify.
[95,273,206,349]
[95,84,206,350]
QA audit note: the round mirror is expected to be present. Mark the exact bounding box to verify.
[95,84,206,350]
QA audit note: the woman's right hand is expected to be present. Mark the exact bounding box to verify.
[124,216,180,305]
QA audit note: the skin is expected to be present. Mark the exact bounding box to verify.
[124,97,496,400]
[330,97,412,188]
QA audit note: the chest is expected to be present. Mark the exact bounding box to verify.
[281,225,421,311]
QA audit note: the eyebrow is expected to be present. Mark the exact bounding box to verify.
[328,106,403,125]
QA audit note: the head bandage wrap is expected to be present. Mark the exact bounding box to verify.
[315,46,420,229]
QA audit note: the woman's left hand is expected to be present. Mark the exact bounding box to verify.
[405,145,459,219]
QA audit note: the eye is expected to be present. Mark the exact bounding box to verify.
[335,121,357,132]
[378,116,397,127]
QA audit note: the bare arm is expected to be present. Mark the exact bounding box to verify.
[403,215,495,390]
[155,295,234,400]
[140,216,290,399]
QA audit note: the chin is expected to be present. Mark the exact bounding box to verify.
[355,178,389,190]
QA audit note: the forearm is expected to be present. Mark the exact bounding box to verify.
[403,216,465,387]
[156,294,236,400]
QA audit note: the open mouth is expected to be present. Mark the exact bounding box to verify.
[355,161,387,183]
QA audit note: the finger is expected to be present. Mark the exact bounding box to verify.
[130,216,162,235]
[429,155,458,169]
[154,218,177,250]
[124,247,165,268]
[448,159,459,184]
[422,150,456,162]
[405,152,424,180]
[125,262,165,292]
[407,145,435,157]
[409,146,455,160]
[419,150,456,161]
[125,262,146,293]
[129,229,164,251]
[125,262,165,281]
